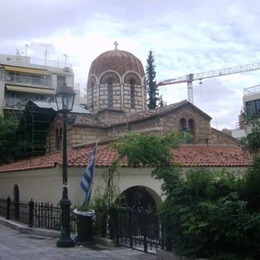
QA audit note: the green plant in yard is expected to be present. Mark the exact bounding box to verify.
[154,167,260,259]
[91,157,124,237]
[103,131,260,258]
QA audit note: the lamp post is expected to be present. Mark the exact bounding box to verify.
[55,83,76,248]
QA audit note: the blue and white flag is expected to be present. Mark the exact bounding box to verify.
[80,144,97,206]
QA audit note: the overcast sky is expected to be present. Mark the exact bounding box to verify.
[1,0,260,130]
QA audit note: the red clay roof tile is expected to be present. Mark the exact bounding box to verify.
[0,144,252,173]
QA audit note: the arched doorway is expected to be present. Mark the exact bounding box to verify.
[120,186,157,213]
[13,184,20,219]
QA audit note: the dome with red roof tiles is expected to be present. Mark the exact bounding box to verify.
[87,42,147,115]
[88,42,145,78]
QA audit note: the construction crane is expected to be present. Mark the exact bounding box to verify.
[157,62,260,104]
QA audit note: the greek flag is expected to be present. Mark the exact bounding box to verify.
[80,145,97,206]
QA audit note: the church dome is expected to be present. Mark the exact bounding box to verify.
[86,43,147,115]
[88,43,145,78]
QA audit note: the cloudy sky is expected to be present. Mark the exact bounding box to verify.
[1,0,260,130]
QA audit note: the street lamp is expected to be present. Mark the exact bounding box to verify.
[55,83,76,248]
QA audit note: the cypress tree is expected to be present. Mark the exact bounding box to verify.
[146,50,159,109]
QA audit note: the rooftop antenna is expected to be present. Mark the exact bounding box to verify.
[30,42,52,64]
[64,54,68,67]
[25,44,29,57]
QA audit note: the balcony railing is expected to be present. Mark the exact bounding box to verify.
[4,74,53,88]
[243,84,260,96]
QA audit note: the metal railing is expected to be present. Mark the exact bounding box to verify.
[4,74,53,88]
[0,197,76,232]
[110,207,165,255]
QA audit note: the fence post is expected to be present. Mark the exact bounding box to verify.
[28,199,34,227]
[6,196,11,220]
[109,207,118,244]
[143,212,148,253]
[165,217,172,251]
[129,210,133,248]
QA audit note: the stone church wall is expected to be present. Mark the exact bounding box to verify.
[46,122,107,154]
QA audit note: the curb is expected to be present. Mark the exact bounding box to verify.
[0,216,60,238]
[0,216,115,247]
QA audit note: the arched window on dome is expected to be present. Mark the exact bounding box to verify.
[107,80,113,108]
[130,79,135,108]
[90,81,95,110]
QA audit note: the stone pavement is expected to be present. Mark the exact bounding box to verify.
[0,217,157,260]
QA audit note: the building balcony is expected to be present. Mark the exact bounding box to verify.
[4,74,53,88]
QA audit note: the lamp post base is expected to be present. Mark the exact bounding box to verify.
[56,197,75,248]
[56,238,75,248]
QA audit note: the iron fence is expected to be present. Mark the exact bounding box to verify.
[110,207,165,255]
[0,196,76,232]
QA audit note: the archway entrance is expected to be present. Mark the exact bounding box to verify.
[121,186,157,213]
[114,186,162,254]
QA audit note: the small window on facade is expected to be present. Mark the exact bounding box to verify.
[188,119,195,142]
[55,127,62,150]
[130,79,135,108]
[9,92,21,107]
[31,75,41,85]
[180,118,186,132]
[246,100,255,113]
[107,81,113,108]
[57,75,66,88]
[90,82,95,110]
[256,100,260,114]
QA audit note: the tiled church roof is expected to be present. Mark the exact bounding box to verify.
[67,100,212,129]
[0,144,252,173]
[111,100,212,126]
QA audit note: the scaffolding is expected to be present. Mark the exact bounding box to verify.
[15,100,57,157]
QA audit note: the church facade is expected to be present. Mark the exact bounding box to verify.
[0,44,250,210]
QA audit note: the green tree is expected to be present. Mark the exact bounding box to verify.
[240,111,260,154]
[0,115,18,164]
[111,132,260,259]
[146,50,164,109]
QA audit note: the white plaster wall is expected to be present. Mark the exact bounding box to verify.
[68,167,163,207]
[0,167,62,204]
[0,166,247,207]
[0,166,163,207]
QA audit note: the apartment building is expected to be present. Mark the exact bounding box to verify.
[243,84,260,114]
[237,84,260,136]
[0,54,76,116]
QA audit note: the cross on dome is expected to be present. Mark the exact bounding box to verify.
[114,41,118,50]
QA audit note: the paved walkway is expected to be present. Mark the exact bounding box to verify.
[0,218,157,259]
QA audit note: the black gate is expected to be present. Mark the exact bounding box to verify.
[111,207,164,255]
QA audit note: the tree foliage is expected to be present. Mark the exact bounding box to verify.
[111,131,188,168]
[0,116,18,164]
[155,167,260,259]
[111,131,260,259]
[241,111,260,154]
[146,50,164,109]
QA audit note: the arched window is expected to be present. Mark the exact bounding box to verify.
[188,119,195,134]
[180,118,186,132]
[55,126,62,150]
[188,118,195,142]
[130,79,135,108]
[107,80,113,108]
[90,81,95,110]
